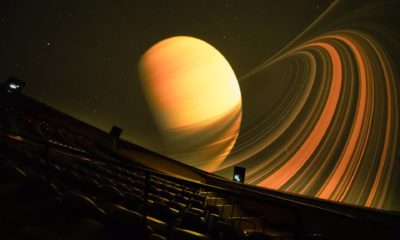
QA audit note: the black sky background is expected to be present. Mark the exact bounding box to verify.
[0,0,331,147]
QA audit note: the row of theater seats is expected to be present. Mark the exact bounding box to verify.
[0,133,274,240]
[0,105,112,161]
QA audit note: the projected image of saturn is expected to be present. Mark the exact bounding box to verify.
[133,0,400,211]
[138,36,242,172]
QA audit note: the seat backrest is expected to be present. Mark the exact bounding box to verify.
[179,210,207,233]
[209,220,240,240]
[148,201,178,225]
[123,192,144,212]
[244,231,274,240]
[0,161,26,183]
[62,191,106,221]
[169,228,210,240]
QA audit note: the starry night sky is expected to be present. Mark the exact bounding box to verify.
[0,0,331,145]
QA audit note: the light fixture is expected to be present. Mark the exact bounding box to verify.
[3,76,25,93]
[233,166,246,183]
[109,125,123,149]
[109,125,123,139]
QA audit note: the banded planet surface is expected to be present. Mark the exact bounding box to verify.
[136,0,400,211]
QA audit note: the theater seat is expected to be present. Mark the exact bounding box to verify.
[178,210,207,234]
[0,169,61,233]
[0,161,26,183]
[78,176,102,196]
[10,191,105,240]
[146,216,169,236]
[169,200,186,212]
[209,220,241,240]
[123,192,144,212]
[243,231,274,240]
[169,228,210,240]
[96,184,124,204]
[61,218,105,240]
[15,224,60,240]
[148,233,167,240]
[62,191,106,221]
[190,199,204,209]
[99,202,148,240]
[189,207,204,217]
[148,201,179,226]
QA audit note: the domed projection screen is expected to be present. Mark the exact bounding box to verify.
[137,0,400,211]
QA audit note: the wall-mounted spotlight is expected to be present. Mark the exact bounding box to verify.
[233,166,246,183]
[109,125,123,149]
[3,76,25,94]
[109,125,123,139]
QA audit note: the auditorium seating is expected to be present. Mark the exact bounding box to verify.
[0,126,272,240]
[1,88,400,240]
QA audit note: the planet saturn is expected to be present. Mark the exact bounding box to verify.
[138,36,242,172]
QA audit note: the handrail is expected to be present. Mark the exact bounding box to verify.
[212,177,354,218]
